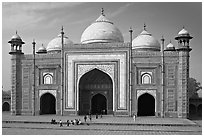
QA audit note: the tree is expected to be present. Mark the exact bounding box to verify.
[188,78,202,98]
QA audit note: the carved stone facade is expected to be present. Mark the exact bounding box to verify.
[8,16,192,118]
[9,40,192,118]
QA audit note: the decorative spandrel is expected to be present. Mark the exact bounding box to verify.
[77,64,114,81]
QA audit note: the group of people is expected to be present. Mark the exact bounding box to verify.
[50,111,105,127]
[83,113,103,122]
[51,119,57,124]
[65,119,82,126]
[51,119,82,127]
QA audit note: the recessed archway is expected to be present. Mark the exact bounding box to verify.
[91,93,107,115]
[138,93,155,116]
[2,102,10,111]
[78,68,113,115]
[40,93,56,115]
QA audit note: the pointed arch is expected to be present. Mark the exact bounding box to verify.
[141,73,152,84]
[2,102,10,111]
[138,93,155,116]
[78,68,113,115]
[40,93,56,115]
[91,93,107,114]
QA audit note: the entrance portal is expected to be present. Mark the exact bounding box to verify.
[138,93,155,116]
[40,93,56,115]
[79,68,113,115]
[2,102,10,111]
[91,94,107,114]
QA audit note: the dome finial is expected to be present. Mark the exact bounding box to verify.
[161,35,165,41]
[129,26,133,32]
[182,25,185,29]
[101,8,105,16]
[144,23,146,31]
[170,40,172,43]
[16,30,18,35]
[61,26,64,32]
[32,39,36,45]
[61,25,64,36]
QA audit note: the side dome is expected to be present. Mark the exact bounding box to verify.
[132,27,160,51]
[81,10,124,44]
[36,44,47,54]
[47,34,73,53]
[165,41,175,51]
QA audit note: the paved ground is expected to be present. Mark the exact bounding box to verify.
[3,127,202,135]
[2,112,198,126]
[3,123,202,135]
[2,112,202,135]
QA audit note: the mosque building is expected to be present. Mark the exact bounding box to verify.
[8,9,192,118]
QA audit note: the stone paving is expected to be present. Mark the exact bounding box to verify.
[2,112,198,126]
[2,112,202,135]
[2,123,202,132]
[3,127,201,135]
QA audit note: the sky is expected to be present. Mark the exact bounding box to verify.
[2,2,202,95]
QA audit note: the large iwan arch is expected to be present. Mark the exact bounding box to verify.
[78,68,113,115]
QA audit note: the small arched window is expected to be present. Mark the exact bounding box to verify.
[43,73,53,84]
[141,73,151,84]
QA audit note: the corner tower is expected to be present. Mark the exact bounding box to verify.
[9,31,25,115]
[175,27,192,118]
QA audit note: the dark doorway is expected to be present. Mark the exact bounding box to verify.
[197,104,202,117]
[138,93,155,116]
[2,102,10,111]
[91,94,107,115]
[189,104,196,115]
[40,93,56,115]
[79,69,113,115]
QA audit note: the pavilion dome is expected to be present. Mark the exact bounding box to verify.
[81,9,124,44]
[8,31,25,44]
[175,27,193,40]
[178,28,190,36]
[11,33,21,40]
[46,34,73,52]
[132,28,160,51]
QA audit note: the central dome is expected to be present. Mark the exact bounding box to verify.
[81,10,124,44]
